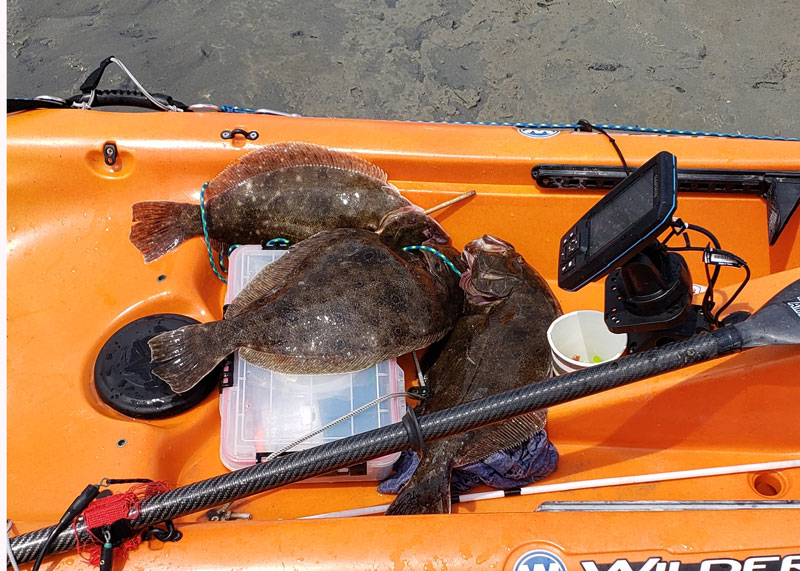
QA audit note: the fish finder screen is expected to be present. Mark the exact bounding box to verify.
[587,171,657,256]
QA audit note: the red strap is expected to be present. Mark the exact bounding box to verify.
[74,481,170,567]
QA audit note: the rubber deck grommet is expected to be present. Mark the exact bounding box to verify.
[94,314,219,419]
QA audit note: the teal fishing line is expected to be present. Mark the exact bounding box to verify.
[401,245,462,277]
[200,182,228,284]
[218,248,227,273]
[220,244,244,273]
[200,180,289,283]
[223,241,284,272]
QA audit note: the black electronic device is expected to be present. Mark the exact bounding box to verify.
[557,151,678,292]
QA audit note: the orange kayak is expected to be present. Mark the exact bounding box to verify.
[6,108,800,569]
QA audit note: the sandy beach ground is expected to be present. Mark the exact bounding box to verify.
[6,1,800,137]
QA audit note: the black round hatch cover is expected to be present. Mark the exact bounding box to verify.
[94,314,218,419]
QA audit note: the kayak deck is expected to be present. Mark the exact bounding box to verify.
[6,109,800,568]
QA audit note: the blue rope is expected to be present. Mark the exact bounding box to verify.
[216,106,799,141]
[408,120,800,141]
[219,243,244,273]
[220,105,258,114]
[218,248,227,272]
[200,179,290,280]
[200,182,228,284]
[401,245,462,277]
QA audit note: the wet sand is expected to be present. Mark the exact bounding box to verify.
[6,1,800,137]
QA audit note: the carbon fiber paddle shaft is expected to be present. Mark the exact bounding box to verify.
[9,327,742,565]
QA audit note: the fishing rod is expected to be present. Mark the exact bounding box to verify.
[301,459,800,519]
[9,276,800,566]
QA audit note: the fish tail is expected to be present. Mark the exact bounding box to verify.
[130,201,201,262]
[149,321,234,393]
[386,455,453,515]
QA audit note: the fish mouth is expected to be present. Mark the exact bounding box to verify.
[377,206,450,245]
[459,272,502,305]
[378,205,425,226]
[462,235,515,268]
[422,218,450,245]
[464,235,514,257]
[460,235,517,304]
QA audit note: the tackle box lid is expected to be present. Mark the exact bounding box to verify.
[219,245,406,479]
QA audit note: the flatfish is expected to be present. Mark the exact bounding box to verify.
[148,212,464,393]
[130,141,413,262]
[386,235,562,515]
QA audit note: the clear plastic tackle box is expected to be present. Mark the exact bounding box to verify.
[219,245,405,480]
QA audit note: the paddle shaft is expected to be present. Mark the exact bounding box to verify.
[9,326,745,565]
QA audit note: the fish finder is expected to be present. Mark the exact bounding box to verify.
[558,151,677,292]
[555,151,713,353]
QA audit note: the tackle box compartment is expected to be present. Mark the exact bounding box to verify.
[219,245,405,480]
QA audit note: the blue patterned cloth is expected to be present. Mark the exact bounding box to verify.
[378,429,558,495]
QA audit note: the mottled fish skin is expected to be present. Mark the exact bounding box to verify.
[386,235,562,515]
[206,165,411,244]
[129,142,414,262]
[148,213,465,393]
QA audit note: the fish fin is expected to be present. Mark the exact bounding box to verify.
[225,237,327,318]
[210,238,228,256]
[418,331,453,375]
[130,201,200,263]
[454,411,547,467]
[386,451,453,515]
[149,321,233,393]
[204,141,390,202]
[238,348,381,375]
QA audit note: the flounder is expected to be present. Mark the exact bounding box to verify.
[386,235,562,515]
[148,211,465,393]
[130,141,414,262]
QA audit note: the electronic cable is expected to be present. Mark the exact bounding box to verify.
[31,484,101,571]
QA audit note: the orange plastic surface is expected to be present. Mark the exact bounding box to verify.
[6,109,800,569]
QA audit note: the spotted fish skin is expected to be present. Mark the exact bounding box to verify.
[129,142,413,262]
[148,214,464,393]
[386,235,562,515]
[205,164,410,244]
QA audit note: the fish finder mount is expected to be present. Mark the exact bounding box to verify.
[557,151,713,353]
[603,241,711,352]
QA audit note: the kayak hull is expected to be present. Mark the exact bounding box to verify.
[7,109,800,569]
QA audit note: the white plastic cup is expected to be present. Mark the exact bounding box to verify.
[546,310,628,375]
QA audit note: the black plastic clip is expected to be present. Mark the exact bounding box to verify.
[401,408,426,458]
[407,385,430,401]
[141,520,182,543]
[261,239,291,250]
[88,519,135,549]
[221,128,259,141]
[103,142,118,166]
[219,356,235,390]
[670,217,688,235]
[79,56,115,94]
